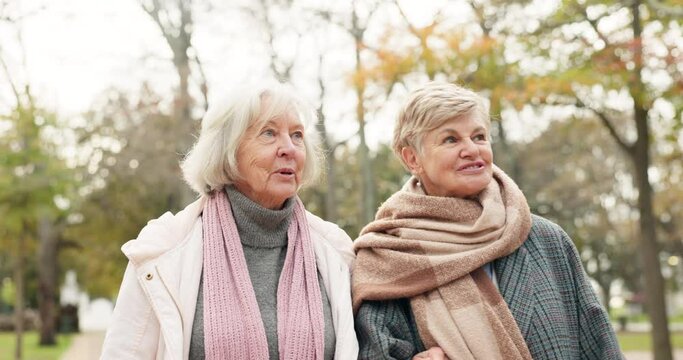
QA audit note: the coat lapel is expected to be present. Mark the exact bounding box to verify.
[152,220,204,360]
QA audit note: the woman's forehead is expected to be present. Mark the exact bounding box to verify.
[428,113,488,133]
[253,110,302,129]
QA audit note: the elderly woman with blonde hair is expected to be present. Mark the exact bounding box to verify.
[352,82,622,359]
[101,81,358,359]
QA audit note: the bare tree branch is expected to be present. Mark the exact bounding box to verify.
[190,49,208,112]
[0,53,21,107]
[465,0,492,36]
[575,3,612,46]
[647,0,683,16]
[305,5,347,30]
[140,0,178,53]
[575,98,635,156]
[0,2,45,23]
[0,28,35,109]
[249,0,296,81]
[315,53,327,139]
[527,2,612,38]
[394,1,420,37]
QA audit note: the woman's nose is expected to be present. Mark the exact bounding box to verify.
[277,135,296,157]
[460,138,478,157]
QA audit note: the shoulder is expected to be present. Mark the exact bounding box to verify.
[517,214,582,277]
[306,211,355,267]
[122,197,205,265]
[529,214,567,239]
[525,214,574,252]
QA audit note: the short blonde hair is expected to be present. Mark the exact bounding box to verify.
[392,81,490,168]
[182,80,323,195]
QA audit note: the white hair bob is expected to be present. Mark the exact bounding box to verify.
[181,80,323,195]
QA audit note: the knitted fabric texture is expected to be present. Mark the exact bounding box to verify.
[202,190,324,360]
[352,165,532,360]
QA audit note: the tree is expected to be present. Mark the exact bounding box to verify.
[64,85,191,298]
[523,1,682,357]
[0,7,76,351]
[517,117,641,312]
[139,0,206,206]
[61,0,213,297]
[0,66,71,356]
[242,0,346,221]
[358,0,537,182]
[317,0,387,224]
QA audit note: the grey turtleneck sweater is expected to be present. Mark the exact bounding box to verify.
[189,186,336,359]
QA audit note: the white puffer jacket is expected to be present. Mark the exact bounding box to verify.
[100,197,358,360]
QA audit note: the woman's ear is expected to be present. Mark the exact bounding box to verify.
[400,146,422,175]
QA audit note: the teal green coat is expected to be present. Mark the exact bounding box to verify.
[355,215,623,360]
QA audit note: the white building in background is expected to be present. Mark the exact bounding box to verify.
[79,294,113,331]
[60,270,113,332]
[60,270,80,306]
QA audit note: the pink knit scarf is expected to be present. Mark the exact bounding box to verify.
[202,191,324,360]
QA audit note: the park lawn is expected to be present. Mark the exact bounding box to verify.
[0,331,72,360]
[618,331,683,351]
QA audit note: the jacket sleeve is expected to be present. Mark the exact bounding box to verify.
[355,298,425,360]
[100,262,160,359]
[558,230,624,359]
[306,211,356,268]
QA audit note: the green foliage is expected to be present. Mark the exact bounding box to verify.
[617,332,683,351]
[0,97,75,311]
[517,117,642,296]
[0,278,15,308]
[63,86,196,298]
[0,331,72,360]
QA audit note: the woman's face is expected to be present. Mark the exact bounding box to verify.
[401,112,493,199]
[234,111,306,209]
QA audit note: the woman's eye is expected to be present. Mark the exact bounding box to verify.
[261,129,275,137]
[292,131,304,141]
[473,134,487,141]
[443,136,457,144]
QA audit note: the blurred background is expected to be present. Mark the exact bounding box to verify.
[0,0,681,359]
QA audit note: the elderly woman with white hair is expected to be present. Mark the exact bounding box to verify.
[101,81,358,360]
[352,82,622,359]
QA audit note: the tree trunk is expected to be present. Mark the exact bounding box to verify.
[352,7,375,225]
[630,2,672,359]
[325,149,337,222]
[174,59,192,134]
[492,117,520,184]
[172,32,195,207]
[142,0,197,207]
[37,215,58,345]
[599,280,612,316]
[316,105,337,222]
[14,235,25,360]
[356,93,375,225]
[633,110,672,359]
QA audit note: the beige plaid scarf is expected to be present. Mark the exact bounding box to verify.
[352,166,533,360]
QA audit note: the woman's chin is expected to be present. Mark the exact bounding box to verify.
[265,187,298,204]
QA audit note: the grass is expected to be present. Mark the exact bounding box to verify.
[0,331,72,360]
[618,331,683,351]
